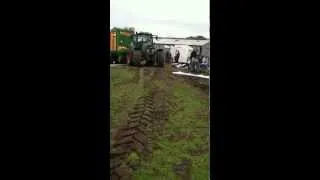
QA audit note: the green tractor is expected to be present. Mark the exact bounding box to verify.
[128,32,164,67]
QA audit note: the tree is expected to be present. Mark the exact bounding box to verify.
[128,27,135,32]
[186,35,208,40]
[111,27,135,33]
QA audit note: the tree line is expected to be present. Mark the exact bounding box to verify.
[111,27,208,39]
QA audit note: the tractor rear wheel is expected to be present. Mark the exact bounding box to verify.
[155,51,164,67]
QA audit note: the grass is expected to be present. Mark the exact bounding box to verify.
[110,65,209,179]
[110,66,144,128]
[172,66,209,76]
[132,77,209,180]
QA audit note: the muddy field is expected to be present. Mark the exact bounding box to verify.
[110,65,209,180]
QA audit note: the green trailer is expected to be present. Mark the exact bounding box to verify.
[110,28,134,64]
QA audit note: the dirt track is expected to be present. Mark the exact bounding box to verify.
[110,67,170,180]
[110,65,209,179]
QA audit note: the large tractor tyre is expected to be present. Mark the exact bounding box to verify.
[130,51,142,66]
[156,51,164,67]
[126,52,133,65]
[128,52,134,66]
[118,55,127,64]
[122,56,127,64]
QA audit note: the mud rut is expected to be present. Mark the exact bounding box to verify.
[110,67,169,180]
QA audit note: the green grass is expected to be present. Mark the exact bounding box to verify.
[132,78,209,180]
[110,67,144,128]
[110,66,209,179]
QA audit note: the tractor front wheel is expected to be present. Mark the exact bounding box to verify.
[131,51,142,66]
[126,52,132,65]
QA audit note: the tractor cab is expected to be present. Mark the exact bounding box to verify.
[130,32,164,67]
[133,32,156,51]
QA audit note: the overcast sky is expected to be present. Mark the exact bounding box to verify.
[110,0,210,38]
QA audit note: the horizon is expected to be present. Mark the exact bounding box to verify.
[110,0,210,38]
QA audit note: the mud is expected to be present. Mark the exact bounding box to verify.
[170,67,209,94]
[110,66,208,179]
[182,76,209,94]
[172,159,192,180]
[110,67,170,180]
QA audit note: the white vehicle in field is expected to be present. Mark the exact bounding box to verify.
[170,45,194,64]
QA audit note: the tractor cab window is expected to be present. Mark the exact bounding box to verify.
[136,36,145,42]
[134,35,153,46]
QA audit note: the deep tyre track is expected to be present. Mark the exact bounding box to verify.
[110,68,169,180]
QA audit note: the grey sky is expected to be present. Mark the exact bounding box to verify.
[110,0,210,38]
